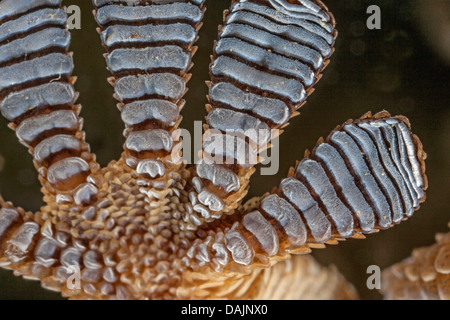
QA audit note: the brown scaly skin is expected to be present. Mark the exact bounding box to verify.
[257,255,359,300]
[381,224,450,300]
[0,1,428,300]
[0,156,358,300]
[176,111,428,299]
[178,254,359,300]
[249,255,359,300]
[0,110,428,300]
[1,159,194,299]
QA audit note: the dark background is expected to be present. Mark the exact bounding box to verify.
[0,0,449,300]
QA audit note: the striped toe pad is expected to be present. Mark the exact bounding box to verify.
[222,112,427,266]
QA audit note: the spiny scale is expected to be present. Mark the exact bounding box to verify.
[0,0,100,201]
[93,0,205,180]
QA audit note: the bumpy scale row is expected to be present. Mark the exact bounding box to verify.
[93,0,205,182]
[188,0,337,227]
[0,0,102,205]
[186,112,427,272]
[382,224,450,300]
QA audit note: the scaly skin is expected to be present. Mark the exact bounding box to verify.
[382,225,450,300]
[0,158,356,299]
[0,0,428,299]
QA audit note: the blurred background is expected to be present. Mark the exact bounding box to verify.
[0,0,449,299]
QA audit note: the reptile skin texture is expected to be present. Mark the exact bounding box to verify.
[381,223,450,300]
[0,0,429,299]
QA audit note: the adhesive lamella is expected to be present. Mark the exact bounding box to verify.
[0,0,428,300]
